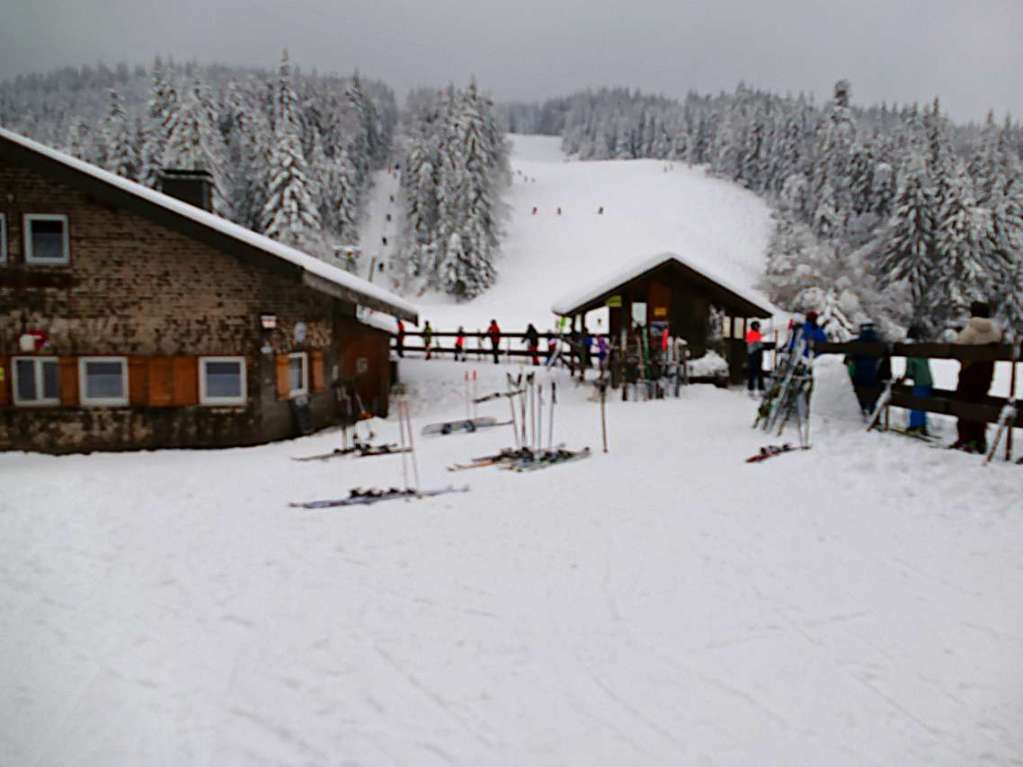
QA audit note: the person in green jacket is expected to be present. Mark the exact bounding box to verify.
[900,326,933,435]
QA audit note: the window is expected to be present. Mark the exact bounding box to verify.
[0,213,7,264]
[12,357,59,406]
[79,357,128,406]
[24,214,70,265]
[288,352,308,397]
[199,357,246,406]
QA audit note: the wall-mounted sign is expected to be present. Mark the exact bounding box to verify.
[606,295,622,308]
[653,306,668,318]
[294,321,307,344]
[356,357,369,375]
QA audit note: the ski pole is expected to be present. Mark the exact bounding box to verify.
[472,370,478,418]
[398,397,410,492]
[404,399,421,496]
[464,371,470,419]
[600,381,608,453]
[548,380,557,450]
[508,390,520,449]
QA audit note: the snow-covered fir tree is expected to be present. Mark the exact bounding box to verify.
[259,51,322,250]
[100,89,137,179]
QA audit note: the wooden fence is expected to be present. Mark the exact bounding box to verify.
[814,340,1021,461]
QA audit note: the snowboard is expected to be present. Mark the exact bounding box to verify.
[421,416,506,436]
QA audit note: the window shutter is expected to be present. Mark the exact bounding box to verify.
[275,354,290,399]
[59,357,78,407]
[310,350,326,392]
[129,357,148,406]
[172,357,198,406]
[147,357,174,407]
[0,356,9,407]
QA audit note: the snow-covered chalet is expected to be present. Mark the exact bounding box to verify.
[0,127,417,453]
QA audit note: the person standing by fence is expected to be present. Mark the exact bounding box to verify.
[454,326,466,362]
[745,320,765,394]
[900,325,933,435]
[524,323,541,366]
[487,319,502,365]
[951,300,1002,453]
[423,320,434,360]
[396,318,405,358]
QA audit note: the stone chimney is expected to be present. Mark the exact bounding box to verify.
[159,169,214,212]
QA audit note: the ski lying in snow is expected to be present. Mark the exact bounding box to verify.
[446,446,555,471]
[289,485,469,509]
[885,427,938,443]
[421,416,509,436]
[745,444,810,463]
[292,443,408,461]
[504,447,592,472]
[473,389,525,404]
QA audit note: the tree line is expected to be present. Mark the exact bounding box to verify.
[0,54,397,264]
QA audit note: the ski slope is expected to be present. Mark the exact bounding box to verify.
[2,359,1021,766]
[417,135,775,333]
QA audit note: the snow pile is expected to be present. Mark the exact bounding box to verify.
[689,350,729,378]
[810,354,866,431]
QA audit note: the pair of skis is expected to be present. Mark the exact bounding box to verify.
[745,443,810,463]
[292,443,410,462]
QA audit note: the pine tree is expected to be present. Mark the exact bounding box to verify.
[260,52,322,250]
[101,89,137,179]
[933,160,984,326]
[162,80,228,212]
[878,153,937,327]
[138,58,178,188]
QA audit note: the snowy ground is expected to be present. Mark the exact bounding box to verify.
[414,134,775,334]
[2,357,1022,766]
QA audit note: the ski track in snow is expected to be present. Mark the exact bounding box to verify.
[2,357,1022,766]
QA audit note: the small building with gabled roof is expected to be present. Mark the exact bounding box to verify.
[552,252,773,382]
[0,127,416,453]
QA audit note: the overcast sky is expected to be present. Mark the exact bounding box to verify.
[2,0,1021,122]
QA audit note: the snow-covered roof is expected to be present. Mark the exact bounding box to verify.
[0,127,418,323]
[551,251,773,318]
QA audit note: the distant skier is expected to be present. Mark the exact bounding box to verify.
[951,300,1002,453]
[382,236,388,246]
[598,206,604,215]
[385,213,392,222]
[395,318,406,358]
[531,206,538,215]
[423,320,434,360]
[454,325,466,362]
[487,319,502,364]
[557,207,562,215]
[745,320,765,393]
[389,194,395,203]
[523,323,541,366]
[597,335,609,375]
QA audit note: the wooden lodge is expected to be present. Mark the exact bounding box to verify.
[0,128,417,453]
[551,252,773,382]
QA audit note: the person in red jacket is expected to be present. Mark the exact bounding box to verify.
[454,326,466,362]
[745,320,765,393]
[487,319,501,364]
[396,319,405,358]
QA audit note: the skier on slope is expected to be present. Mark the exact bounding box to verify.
[423,320,434,360]
[454,326,466,362]
[523,323,541,366]
[951,300,1002,453]
[597,334,609,376]
[745,320,765,394]
[487,319,502,364]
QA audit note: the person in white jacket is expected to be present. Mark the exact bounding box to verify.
[951,301,1002,452]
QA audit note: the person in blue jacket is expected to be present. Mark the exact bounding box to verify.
[789,310,828,355]
[845,321,891,417]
